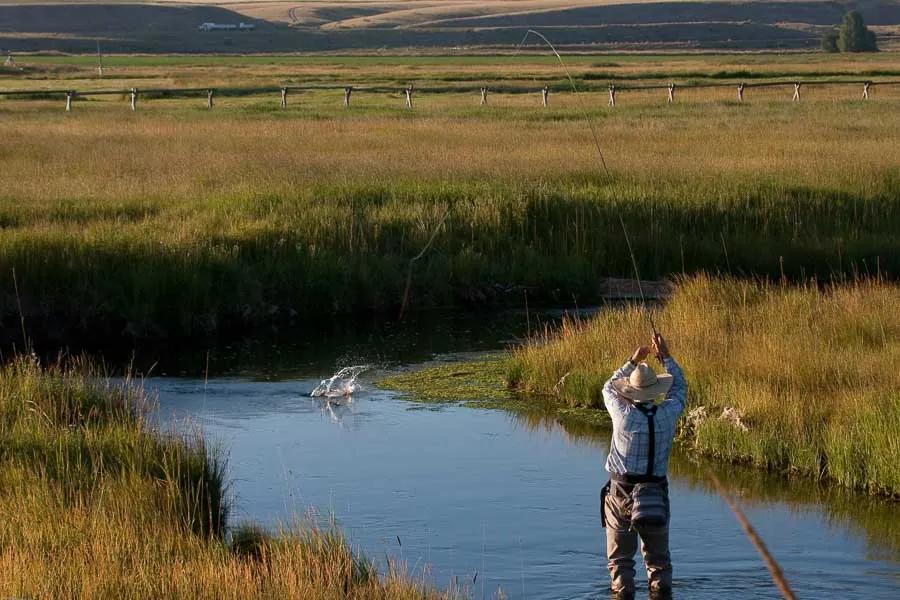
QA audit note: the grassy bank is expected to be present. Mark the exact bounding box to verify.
[0,356,449,599]
[508,276,900,496]
[1,80,899,341]
[382,277,899,496]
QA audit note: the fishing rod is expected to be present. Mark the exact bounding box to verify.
[517,29,610,178]
[519,29,654,335]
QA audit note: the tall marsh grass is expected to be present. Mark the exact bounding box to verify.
[0,357,450,599]
[508,276,900,496]
[1,96,898,339]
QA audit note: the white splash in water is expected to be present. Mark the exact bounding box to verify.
[311,365,369,399]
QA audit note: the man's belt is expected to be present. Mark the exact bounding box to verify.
[610,472,667,485]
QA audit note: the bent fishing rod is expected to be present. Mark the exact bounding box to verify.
[521,29,655,335]
[517,29,611,178]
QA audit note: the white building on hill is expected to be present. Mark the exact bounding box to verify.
[198,22,256,32]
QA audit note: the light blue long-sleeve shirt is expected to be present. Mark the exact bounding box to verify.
[602,358,687,477]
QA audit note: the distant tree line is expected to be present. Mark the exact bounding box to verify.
[822,11,878,52]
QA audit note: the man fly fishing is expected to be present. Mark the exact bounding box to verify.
[601,332,687,598]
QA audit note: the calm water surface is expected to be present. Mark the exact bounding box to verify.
[138,311,899,599]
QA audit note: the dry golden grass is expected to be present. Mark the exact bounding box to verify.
[2,86,899,201]
[0,65,898,335]
[0,357,452,600]
[6,52,900,94]
[509,276,900,495]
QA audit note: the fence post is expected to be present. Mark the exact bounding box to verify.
[65,91,74,112]
[863,81,870,100]
[737,82,745,103]
[280,87,288,109]
[344,86,353,107]
[608,84,616,107]
[541,86,549,107]
[405,86,413,109]
[480,86,488,106]
[792,82,801,102]
[667,83,675,104]
[207,89,214,110]
[130,88,138,112]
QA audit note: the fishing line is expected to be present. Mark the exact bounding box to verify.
[516,29,610,178]
[618,214,658,337]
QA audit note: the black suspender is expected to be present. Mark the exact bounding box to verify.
[635,403,658,476]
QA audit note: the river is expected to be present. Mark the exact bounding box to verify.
[134,310,899,599]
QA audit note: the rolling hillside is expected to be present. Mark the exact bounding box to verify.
[0,0,898,53]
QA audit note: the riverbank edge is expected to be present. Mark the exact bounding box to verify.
[376,356,900,499]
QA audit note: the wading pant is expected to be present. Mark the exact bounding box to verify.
[604,480,672,595]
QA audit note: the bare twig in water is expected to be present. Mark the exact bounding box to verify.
[518,29,610,178]
[706,469,797,600]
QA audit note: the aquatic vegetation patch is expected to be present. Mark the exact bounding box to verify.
[377,355,613,431]
[377,357,511,405]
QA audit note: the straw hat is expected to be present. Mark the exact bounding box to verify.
[612,362,673,404]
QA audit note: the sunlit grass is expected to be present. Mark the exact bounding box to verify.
[0,93,897,337]
[0,55,898,338]
[508,275,900,496]
[0,356,453,599]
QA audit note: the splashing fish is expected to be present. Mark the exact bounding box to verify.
[311,365,369,399]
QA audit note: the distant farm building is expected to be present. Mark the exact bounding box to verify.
[197,22,256,32]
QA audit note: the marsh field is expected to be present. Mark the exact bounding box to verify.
[2,53,900,340]
[1,52,900,599]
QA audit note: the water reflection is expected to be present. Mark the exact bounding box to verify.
[105,308,547,379]
[505,408,900,563]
